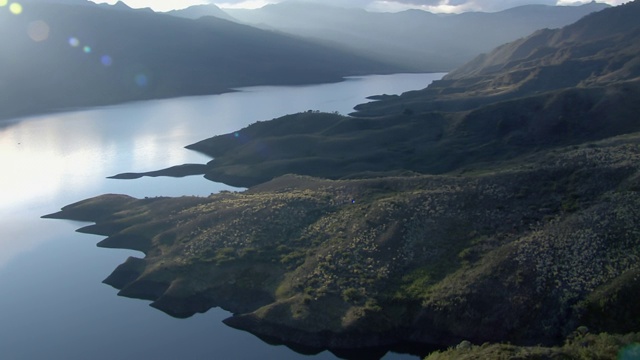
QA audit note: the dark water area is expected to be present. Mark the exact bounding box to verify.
[0,73,444,359]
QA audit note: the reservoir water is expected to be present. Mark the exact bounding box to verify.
[0,73,444,360]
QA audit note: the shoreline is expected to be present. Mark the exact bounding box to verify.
[42,134,640,355]
[1,71,435,124]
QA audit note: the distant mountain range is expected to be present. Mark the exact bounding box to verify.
[166,3,236,22]
[355,0,640,118]
[108,0,609,73]
[0,0,620,122]
[0,1,398,120]
[219,1,609,71]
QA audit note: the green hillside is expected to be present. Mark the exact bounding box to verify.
[157,1,640,189]
[46,133,640,357]
[45,2,640,358]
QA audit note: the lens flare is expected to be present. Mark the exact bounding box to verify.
[27,20,50,42]
[68,37,79,47]
[0,0,8,7]
[83,46,91,53]
[134,74,148,87]
[100,55,112,66]
[9,2,22,14]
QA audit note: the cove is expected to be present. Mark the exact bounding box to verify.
[0,73,443,360]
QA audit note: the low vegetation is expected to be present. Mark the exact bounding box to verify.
[44,2,640,358]
[45,133,640,356]
[426,332,640,360]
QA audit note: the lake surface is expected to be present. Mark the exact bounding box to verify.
[0,73,444,360]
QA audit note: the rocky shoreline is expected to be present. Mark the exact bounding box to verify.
[44,133,640,357]
[42,3,640,357]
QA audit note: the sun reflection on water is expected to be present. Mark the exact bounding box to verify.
[0,109,215,269]
[0,124,86,211]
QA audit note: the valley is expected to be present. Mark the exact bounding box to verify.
[43,1,640,359]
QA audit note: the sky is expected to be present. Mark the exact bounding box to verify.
[89,0,628,13]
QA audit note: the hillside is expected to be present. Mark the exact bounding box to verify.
[46,134,640,357]
[174,80,639,188]
[354,0,640,116]
[224,1,609,71]
[44,1,640,358]
[136,2,640,189]
[0,1,398,120]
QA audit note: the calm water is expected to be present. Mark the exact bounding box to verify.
[0,73,443,360]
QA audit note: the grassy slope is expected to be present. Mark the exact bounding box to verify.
[426,332,640,360]
[182,2,640,189]
[185,79,640,188]
[45,134,640,354]
[43,2,640,357]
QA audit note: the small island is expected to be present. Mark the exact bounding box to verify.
[45,3,640,359]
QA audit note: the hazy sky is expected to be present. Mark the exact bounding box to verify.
[89,0,628,13]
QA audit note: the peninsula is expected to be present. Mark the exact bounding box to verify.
[45,2,640,358]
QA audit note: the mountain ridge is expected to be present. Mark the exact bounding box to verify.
[161,1,640,188]
[0,1,399,120]
[224,1,610,71]
[445,1,640,81]
[43,1,640,358]
[166,3,236,22]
